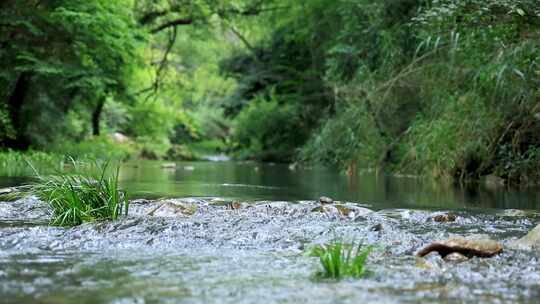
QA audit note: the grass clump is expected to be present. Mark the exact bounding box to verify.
[310,242,373,280]
[33,162,129,227]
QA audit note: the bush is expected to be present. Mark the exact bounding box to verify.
[403,93,503,179]
[299,101,387,168]
[231,92,305,161]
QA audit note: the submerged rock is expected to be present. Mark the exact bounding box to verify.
[511,224,540,250]
[311,204,372,219]
[0,187,15,195]
[443,252,468,263]
[431,213,457,222]
[0,187,27,202]
[146,201,197,217]
[417,237,503,258]
[319,196,334,205]
[226,201,242,210]
[370,223,383,232]
[336,204,372,218]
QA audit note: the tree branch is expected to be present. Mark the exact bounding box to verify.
[136,26,178,100]
[227,24,258,57]
[138,4,184,25]
[150,18,193,33]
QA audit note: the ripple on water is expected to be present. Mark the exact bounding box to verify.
[0,197,539,303]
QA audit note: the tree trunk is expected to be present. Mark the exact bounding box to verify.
[92,97,106,136]
[6,72,31,150]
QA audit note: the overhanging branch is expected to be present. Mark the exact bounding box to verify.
[150,18,193,33]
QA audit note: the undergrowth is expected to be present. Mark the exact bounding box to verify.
[0,150,65,176]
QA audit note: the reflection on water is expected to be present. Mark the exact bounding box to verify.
[117,160,539,210]
[1,160,539,210]
[2,161,540,303]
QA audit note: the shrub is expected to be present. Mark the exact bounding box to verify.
[403,93,502,179]
[299,101,387,168]
[33,162,129,227]
[231,92,305,161]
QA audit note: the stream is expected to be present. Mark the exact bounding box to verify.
[1,160,539,303]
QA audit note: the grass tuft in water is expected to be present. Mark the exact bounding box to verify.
[310,242,373,280]
[32,162,129,227]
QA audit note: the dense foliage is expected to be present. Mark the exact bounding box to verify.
[222,0,540,183]
[1,0,539,183]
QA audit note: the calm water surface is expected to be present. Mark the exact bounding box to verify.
[114,160,540,210]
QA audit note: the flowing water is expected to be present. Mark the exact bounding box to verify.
[1,160,540,303]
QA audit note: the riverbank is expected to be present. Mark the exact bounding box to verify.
[0,138,230,177]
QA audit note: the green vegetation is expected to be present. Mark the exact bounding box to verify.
[32,163,128,227]
[1,0,539,184]
[222,0,540,184]
[0,150,65,176]
[310,242,373,280]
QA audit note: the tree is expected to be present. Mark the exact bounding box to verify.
[0,0,142,148]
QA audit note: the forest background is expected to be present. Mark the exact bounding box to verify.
[1,0,539,184]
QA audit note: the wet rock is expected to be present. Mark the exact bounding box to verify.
[0,187,26,202]
[226,202,242,210]
[130,199,153,205]
[512,224,540,250]
[288,163,298,171]
[263,201,290,209]
[310,204,371,219]
[443,252,468,263]
[0,187,15,195]
[311,205,341,218]
[370,223,383,232]
[417,237,503,258]
[431,213,457,222]
[147,201,197,217]
[415,254,444,270]
[208,198,234,206]
[376,209,425,221]
[319,196,333,205]
[339,204,372,218]
[334,205,354,218]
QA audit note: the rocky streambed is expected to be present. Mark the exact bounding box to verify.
[1,196,540,303]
